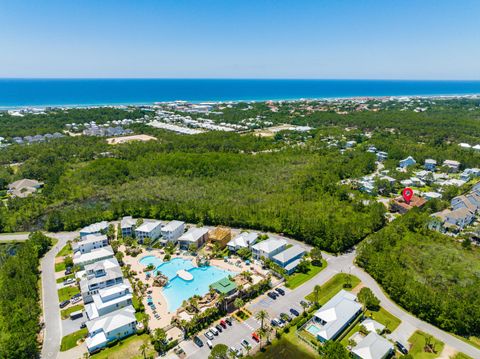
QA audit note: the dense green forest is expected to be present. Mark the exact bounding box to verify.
[357,211,480,337]
[0,232,53,358]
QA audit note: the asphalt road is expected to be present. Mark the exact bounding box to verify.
[40,232,78,359]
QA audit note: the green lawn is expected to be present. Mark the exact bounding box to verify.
[253,324,318,359]
[55,261,66,272]
[58,286,80,302]
[451,353,473,359]
[60,328,87,351]
[56,243,73,258]
[364,307,401,332]
[305,273,360,305]
[60,304,84,319]
[90,334,155,359]
[285,260,327,289]
[56,274,75,284]
[408,331,445,359]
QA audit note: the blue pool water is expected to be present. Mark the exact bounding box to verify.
[139,255,235,311]
[307,324,321,336]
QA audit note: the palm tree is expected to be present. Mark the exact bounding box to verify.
[313,285,321,305]
[139,340,148,359]
[255,310,269,331]
[233,297,244,311]
[264,325,273,344]
[257,327,267,350]
[301,300,308,314]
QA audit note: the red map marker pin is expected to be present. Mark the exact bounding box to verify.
[402,187,413,204]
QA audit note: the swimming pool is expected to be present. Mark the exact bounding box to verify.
[307,323,321,336]
[139,255,235,311]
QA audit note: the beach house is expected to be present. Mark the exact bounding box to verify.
[178,227,209,250]
[227,232,259,252]
[80,221,109,238]
[251,238,287,260]
[351,332,394,359]
[272,245,306,274]
[134,220,162,242]
[160,220,185,244]
[85,283,133,320]
[72,234,109,254]
[79,258,124,303]
[73,246,114,269]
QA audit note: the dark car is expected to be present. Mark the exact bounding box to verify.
[290,308,300,316]
[80,322,86,329]
[72,293,82,299]
[225,317,233,326]
[193,336,204,347]
[64,268,72,275]
[267,292,277,300]
[275,288,285,296]
[59,300,70,308]
[395,341,408,355]
[215,324,223,332]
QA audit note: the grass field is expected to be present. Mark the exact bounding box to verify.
[55,261,66,272]
[60,328,87,351]
[60,304,84,319]
[90,334,155,359]
[56,274,75,284]
[285,260,327,289]
[364,307,401,332]
[451,353,473,359]
[56,243,72,258]
[253,324,318,359]
[305,273,360,305]
[408,331,445,359]
[58,286,80,302]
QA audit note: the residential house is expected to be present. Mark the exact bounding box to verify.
[399,156,416,168]
[73,234,109,254]
[85,283,133,320]
[423,192,442,200]
[79,257,124,303]
[208,227,232,249]
[73,246,115,269]
[178,227,209,250]
[309,290,362,342]
[362,319,385,334]
[351,332,394,359]
[227,232,259,252]
[160,220,185,244]
[346,140,357,148]
[7,178,44,198]
[390,195,426,214]
[473,144,480,151]
[80,221,109,238]
[272,245,306,274]
[443,160,461,173]
[431,208,475,232]
[451,194,480,213]
[376,151,388,162]
[86,306,137,353]
[424,159,437,171]
[251,238,287,260]
[460,168,480,182]
[134,220,162,243]
[120,216,136,238]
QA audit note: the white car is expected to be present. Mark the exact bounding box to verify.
[205,331,214,340]
[63,278,75,285]
[210,327,219,336]
[207,339,213,348]
[70,297,82,304]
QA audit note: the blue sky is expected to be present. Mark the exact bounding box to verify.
[1,0,479,79]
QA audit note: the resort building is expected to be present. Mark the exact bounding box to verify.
[86,306,137,353]
[120,216,136,238]
[79,257,124,303]
[73,246,115,269]
[251,238,287,260]
[227,232,259,252]
[72,234,109,254]
[208,227,232,249]
[80,221,109,238]
[308,290,362,342]
[351,332,394,359]
[160,220,185,244]
[85,283,133,320]
[210,277,237,297]
[7,178,44,198]
[272,245,306,274]
[178,227,209,250]
[134,220,162,242]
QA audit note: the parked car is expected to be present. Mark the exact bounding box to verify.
[215,324,223,332]
[396,341,409,354]
[64,268,72,275]
[63,278,75,285]
[207,339,213,349]
[225,317,233,326]
[80,321,86,329]
[59,300,70,308]
[229,346,239,355]
[252,332,260,342]
[275,287,285,296]
[267,292,277,300]
[69,310,83,320]
[241,339,250,348]
[193,336,204,347]
[290,308,300,316]
[271,318,280,327]
[72,293,81,299]
[205,330,214,340]
[220,320,227,328]
[70,297,81,304]
[210,327,219,336]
